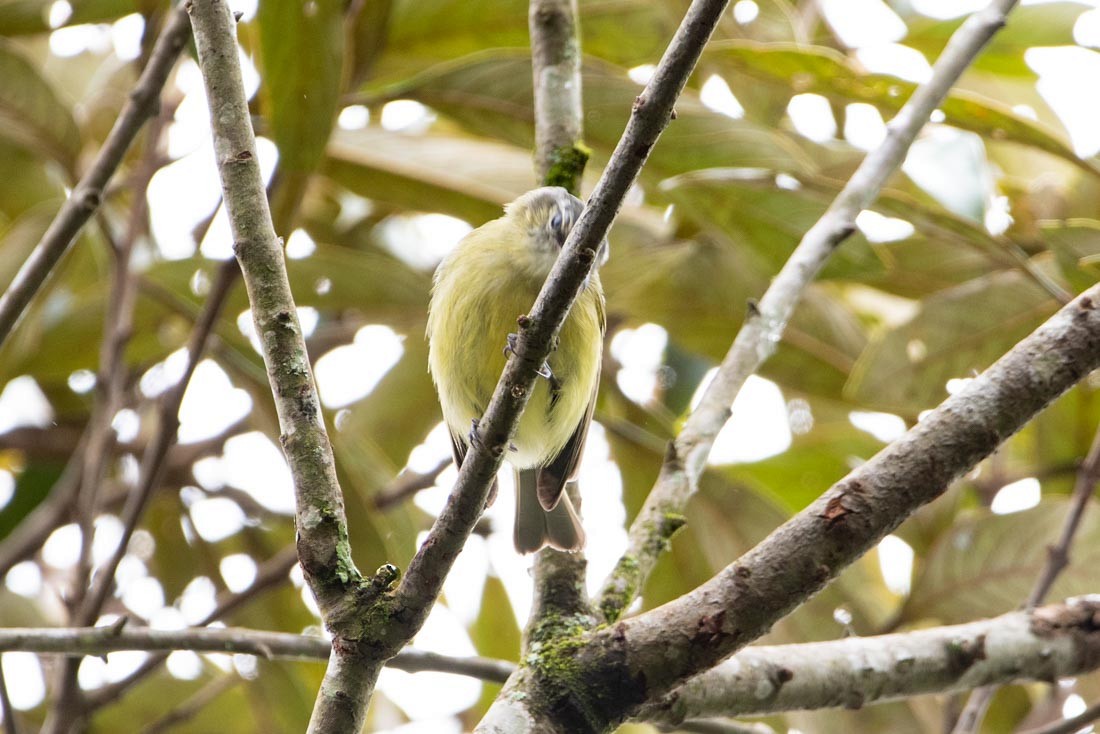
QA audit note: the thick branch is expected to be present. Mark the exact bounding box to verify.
[186,4,363,731]
[557,283,1100,732]
[187,0,351,638]
[597,0,1021,624]
[639,601,1100,724]
[0,6,191,349]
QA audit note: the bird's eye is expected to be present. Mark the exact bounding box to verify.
[550,210,564,232]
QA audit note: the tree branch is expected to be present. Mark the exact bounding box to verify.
[10,602,1099,723]
[81,545,298,711]
[0,6,192,350]
[526,0,594,648]
[596,0,1022,624]
[0,625,514,682]
[1021,698,1100,734]
[138,675,240,734]
[365,0,731,723]
[0,655,19,734]
[530,0,588,194]
[80,260,239,623]
[189,0,351,613]
[639,601,1100,724]
[1029,421,1100,608]
[372,459,450,511]
[664,720,774,734]
[480,277,1100,733]
[185,3,376,731]
[952,375,1100,734]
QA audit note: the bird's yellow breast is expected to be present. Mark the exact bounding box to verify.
[427,218,603,468]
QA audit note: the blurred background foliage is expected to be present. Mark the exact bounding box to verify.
[0,0,1099,731]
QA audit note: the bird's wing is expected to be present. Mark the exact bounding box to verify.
[449,429,467,469]
[536,382,597,511]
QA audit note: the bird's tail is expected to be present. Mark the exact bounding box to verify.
[513,468,585,554]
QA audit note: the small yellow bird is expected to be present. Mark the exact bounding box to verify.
[427,187,606,553]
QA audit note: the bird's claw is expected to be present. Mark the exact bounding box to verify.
[504,333,519,357]
[468,419,483,450]
[506,333,559,387]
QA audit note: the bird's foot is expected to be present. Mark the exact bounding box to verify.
[468,418,484,450]
[505,333,560,389]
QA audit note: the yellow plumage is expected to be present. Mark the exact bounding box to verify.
[426,187,605,553]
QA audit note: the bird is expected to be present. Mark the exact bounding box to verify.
[427,186,606,553]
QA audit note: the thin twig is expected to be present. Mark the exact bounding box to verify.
[1028,424,1100,608]
[0,625,514,683]
[372,459,450,511]
[47,72,175,734]
[595,0,1023,624]
[0,6,192,349]
[665,721,774,734]
[79,261,239,623]
[952,417,1100,733]
[139,675,241,734]
[1020,698,1100,734]
[0,656,19,734]
[82,546,298,711]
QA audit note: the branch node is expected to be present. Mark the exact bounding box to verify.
[77,188,102,211]
[371,564,401,591]
[105,615,129,635]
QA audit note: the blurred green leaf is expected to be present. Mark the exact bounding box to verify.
[347,0,393,88]
[256,0,344,225]
[846,270,1060,413]
[367,0,673,83]
[0,141,65,221]
[0,38,81,173]
[368,52,810,179]
[902,498,1100,625]
[1042,219,1100,294]
[661,169,887,282]
[256,0,344,172]
[905,3,1090,78]
[0,459,61,543]
[0,0,138,35]
[726,401,887,514]
[323,127,532,224]
[709,40,1098,178]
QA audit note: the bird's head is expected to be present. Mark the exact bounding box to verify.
[505,187,610,267]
